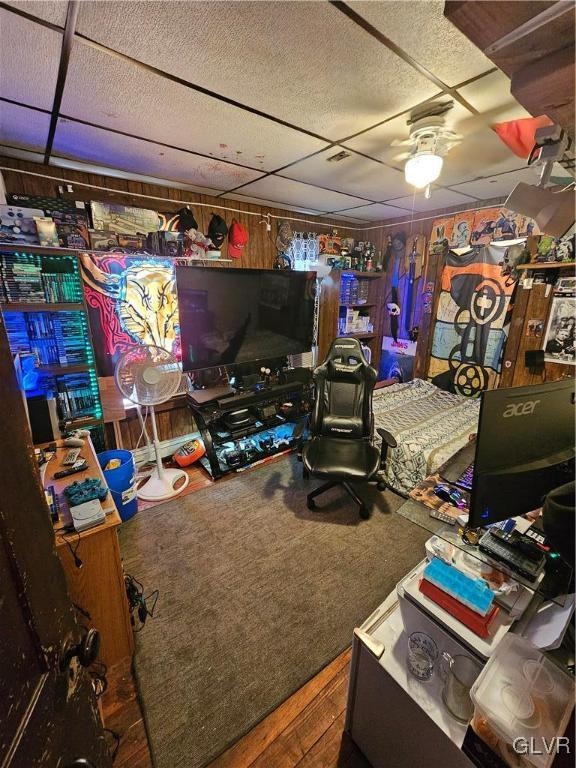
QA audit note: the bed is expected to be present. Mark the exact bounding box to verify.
[373,378,480,497]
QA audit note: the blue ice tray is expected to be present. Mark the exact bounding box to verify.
[423,557,495,616]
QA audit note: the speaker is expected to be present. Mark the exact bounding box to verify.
[505,183,575,237]
[27,396,61,443]
[525,349,545,374]
[279,367,313,385]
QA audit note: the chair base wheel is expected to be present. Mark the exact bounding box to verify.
[359,505,370,520]
[307,498,316,510]
[377,480,387,492]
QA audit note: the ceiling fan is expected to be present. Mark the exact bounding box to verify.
[392,100,462,189]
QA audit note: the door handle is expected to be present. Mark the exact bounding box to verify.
[65,760,96,768]
[60,628,101,670]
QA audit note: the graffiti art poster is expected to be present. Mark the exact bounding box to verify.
[80,254,179,376]
[428,246,515,396]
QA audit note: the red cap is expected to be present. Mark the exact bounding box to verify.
[228,219,248,258]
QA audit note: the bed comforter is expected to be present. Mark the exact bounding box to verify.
[373,378,480,496]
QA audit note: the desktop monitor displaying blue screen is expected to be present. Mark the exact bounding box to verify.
[468,379,575,528]
[176,267,316,372]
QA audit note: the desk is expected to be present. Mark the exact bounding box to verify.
[42,437,134,667]
[345,490,575,767]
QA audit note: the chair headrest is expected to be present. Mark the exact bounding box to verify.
[320,337,374,383]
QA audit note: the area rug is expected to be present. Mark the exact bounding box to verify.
[119,455,429,768]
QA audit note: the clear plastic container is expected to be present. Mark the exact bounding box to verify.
[470,634,574,768]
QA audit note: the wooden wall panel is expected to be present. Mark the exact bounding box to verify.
[0,156,353,270]
[502,281,575,389]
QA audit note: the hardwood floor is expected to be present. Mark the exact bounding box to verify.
[101,648,370,768]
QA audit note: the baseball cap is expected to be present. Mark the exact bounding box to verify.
[207,214,228,249]
[228,219,248,258]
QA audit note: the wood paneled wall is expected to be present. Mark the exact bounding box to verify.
[0,156,354,270]
[500,278,575,389]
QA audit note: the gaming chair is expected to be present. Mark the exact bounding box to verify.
[301,337,397,519]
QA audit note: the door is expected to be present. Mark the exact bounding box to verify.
[0,315,111,767]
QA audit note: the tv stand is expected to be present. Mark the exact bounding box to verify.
[186,381,314,479]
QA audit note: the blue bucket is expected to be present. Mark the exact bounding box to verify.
[98,449,137,522]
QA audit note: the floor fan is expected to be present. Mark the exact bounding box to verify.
[115,345,189,501]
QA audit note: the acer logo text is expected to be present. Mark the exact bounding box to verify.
[503,400,540,418]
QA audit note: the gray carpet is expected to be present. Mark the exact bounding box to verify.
[119,455,429,768]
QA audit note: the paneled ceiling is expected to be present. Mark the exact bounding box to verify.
[0,0,564,222]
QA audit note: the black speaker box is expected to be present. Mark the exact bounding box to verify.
[27,396,60,443]
[280,367,313,385]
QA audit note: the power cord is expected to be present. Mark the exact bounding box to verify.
[59,525,83,568]
[125,573,159,631]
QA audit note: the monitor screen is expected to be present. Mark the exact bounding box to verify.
[176,267,316,372]
[468,379,575,528]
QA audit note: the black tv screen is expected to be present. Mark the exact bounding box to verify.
[176,267,316,372]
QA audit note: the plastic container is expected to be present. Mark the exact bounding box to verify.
[98,449,137,522]
[470,634,574,768]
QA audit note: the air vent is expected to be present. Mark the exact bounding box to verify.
[326,151,351,163]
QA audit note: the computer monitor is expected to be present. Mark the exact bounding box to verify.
[468,379,575,529]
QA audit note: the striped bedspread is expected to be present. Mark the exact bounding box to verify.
[373,379,480,496]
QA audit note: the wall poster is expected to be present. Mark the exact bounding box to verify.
[428,246,515,396]
[543,296,575,366]
[80,254,179,376]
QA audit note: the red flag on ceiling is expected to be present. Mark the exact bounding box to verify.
[491,115,553,159]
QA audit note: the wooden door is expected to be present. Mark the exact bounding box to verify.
[0,314,111,768]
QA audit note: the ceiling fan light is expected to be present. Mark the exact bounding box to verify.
[405,153,443,188]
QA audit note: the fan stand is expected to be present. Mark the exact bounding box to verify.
[136,405,189,501]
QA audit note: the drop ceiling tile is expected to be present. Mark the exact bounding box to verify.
[221,192,324,217]
[328,214,367,225]
[0,102,50,152]
[457,69,522,114]
[385,187,477,212]
[52,120,264,192]
[4,1,68,26]
[0,145,45,163]
[0,10,62,110]
[447,166,543,200]
[76,1,438,140]
[63,43,329,172]
[345,98,531,187]
[329,203,408,222]
[351,1,493,87]
[280,147,406,201]
[49,157,225,197]
[230,176,369,213]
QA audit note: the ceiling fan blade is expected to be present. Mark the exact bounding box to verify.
[390,137,413,148]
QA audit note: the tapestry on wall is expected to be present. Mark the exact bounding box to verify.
[428,246,515,396]
[80,254,179,376]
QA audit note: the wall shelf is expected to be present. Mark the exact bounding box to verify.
[517,262,575,270]
[1,302,85,312]
[37,363,91,375]
[339,303,376,309]
[342,270,383,279]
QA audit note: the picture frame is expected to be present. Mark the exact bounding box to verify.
[542,296,575,365]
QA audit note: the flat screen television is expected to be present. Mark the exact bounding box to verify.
[176,267,316,372]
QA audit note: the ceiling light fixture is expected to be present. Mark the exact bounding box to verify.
[404,152,443,189]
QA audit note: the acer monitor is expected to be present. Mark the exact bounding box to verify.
[176,267,316,372]
[468,379,575,529]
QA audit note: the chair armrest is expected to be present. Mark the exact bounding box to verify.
[376,427,397,449]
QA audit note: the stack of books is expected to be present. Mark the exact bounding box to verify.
[1,253,44,303]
